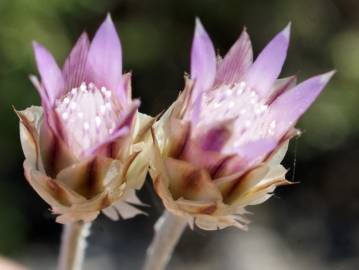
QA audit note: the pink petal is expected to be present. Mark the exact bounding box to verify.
[190,18,216,99]
[29,75,50,110]
[237,139,278,165]
[85,126,130,157]
[269,71,335,139]
[267,75,297,104]
[62,32,90,91]
[39,115,78,176]
[214,28,253,87]
[180,140,229,176]
[33,41,64,105]
[46,109,66,140]
[221,138,278,176]
[198,119,234,152]
[86,14,124,100]
[28,77,66,149]
[244,23,291,99]
[116,99,140,130]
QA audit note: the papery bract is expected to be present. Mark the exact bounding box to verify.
[150,19,334,230]
[17,15,154,223]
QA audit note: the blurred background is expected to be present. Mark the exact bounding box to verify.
[0,0,358,269]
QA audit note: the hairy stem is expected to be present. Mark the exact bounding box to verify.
[143,211,187,270]
[58,222,91,270]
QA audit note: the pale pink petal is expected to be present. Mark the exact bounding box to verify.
[86,14,124,101]
[181,140,229,175]
[29,75,50,110]
[115,99,140,130]
[244,23,291,98]
[214,29,253,87]
[198,120,234,152]
[269,71,335,139]
[84,126,130,157]
[190,93,203,125]
[33,41,64,105]
[62,32,90,91]
[236,139,277,166]
[221,138,278,176]
[190,18,216,99]
[44,109,67,142]
[267,75,297,104]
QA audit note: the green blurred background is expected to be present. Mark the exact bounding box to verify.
[0,0,358,269]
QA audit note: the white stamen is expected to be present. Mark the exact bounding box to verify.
[95,116,101,127]
[105,91,112,98]
[83,121,90,130]
[80,82,87,91]
[225,89,233,97]
[100,105,107,114]
[55,83,120,157]
[190,80,274,155]
[270,120,276,129]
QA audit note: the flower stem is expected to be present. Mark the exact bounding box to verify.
[143,211,187,270]
[58,221,91,270]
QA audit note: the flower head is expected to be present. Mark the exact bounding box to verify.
[150,19,334,230]
[17,15,154,223]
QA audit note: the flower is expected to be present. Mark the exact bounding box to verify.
[16,15,154,223]
[150,19,334,230]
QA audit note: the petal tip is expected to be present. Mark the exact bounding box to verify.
[32,41,42,51]
[105,13,114,24]
[98,13,116,34]
[78,31,89,41]
[320,70,336,84]
[195,18,206,36]
[239,26,250,41]
[282,22,291,40]
[32,41,49,58]
[133,99,141,108]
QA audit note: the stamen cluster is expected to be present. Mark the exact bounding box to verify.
[55,82,120,156]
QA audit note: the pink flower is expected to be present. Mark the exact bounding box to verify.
[150,19,334,230]
[17,15,153,223]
